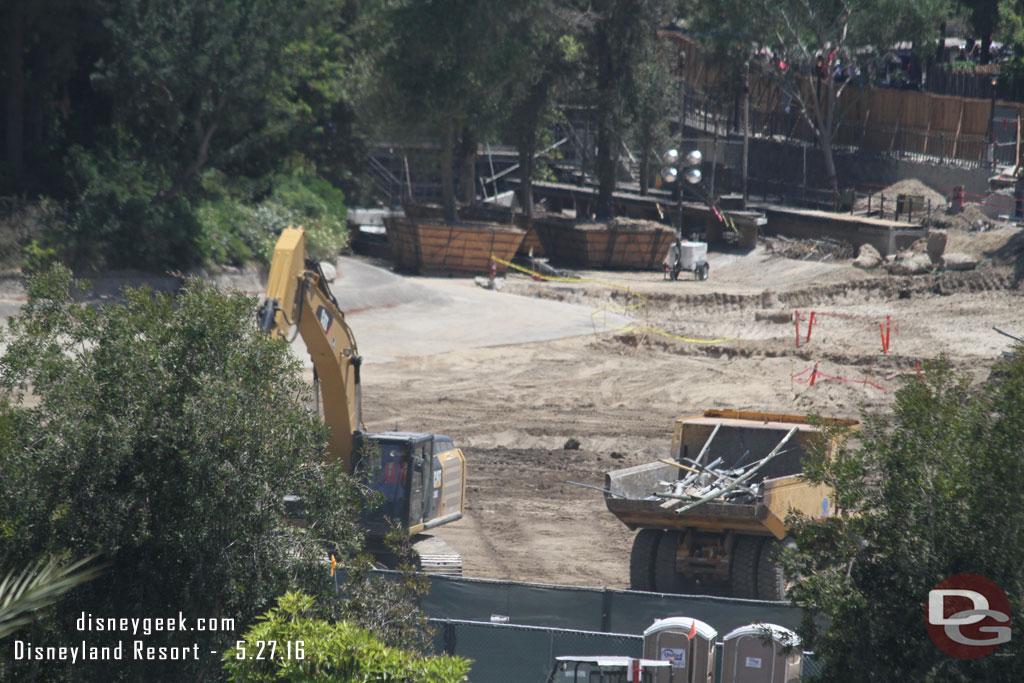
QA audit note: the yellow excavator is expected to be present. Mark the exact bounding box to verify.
[257,226,466,574]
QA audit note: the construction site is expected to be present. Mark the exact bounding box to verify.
[340,202,1022,590]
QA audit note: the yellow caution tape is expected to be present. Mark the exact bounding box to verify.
[491,255,736,345]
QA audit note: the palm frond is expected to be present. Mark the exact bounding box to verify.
[0,554,106,640]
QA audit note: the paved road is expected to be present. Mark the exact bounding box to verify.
[0,258,630,365]
[291,257,630,365]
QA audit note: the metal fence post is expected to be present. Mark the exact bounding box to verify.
[444,621,456,655]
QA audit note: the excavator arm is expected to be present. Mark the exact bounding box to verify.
[257,226,363,472]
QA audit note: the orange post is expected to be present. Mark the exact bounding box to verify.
[810,362,819,387]
[806,311,816,344]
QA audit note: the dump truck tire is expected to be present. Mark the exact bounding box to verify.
[757,538,794,601]
[629,528,662,591]
[653,530,692,594]
[730,535,762,599]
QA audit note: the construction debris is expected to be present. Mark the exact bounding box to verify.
[764,235,854,262]
[651,426,799,513]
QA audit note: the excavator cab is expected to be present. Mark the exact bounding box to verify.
[356,431,466,536]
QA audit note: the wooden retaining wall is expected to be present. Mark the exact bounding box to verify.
[383,216,525,275]
[533,217,676,270]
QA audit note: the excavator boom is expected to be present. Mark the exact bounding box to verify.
[258,227,362,472]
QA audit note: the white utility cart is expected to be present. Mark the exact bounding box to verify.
[666,239,709,281]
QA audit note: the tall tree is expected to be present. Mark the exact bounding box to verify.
[502,2,587,217]
[784,355,1024,680]
[961,0,1001,63]
[586,0,673,218]
[381,0,509,223]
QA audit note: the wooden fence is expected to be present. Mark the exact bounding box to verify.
[662,32,1024,168]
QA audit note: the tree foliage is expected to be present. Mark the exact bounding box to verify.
[222,591,471,683]
[585,0,675,217]
[0,555,104,640]
[380,0,511,222]
[0,266,365,681]
[2,0,374,270]
[785,355,1024,681]
[687,0,946,192]
[501,1,587,217]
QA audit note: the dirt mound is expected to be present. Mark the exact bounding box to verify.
[931,204,1016,233]
[854,178,948,213]
[574,217,669,232]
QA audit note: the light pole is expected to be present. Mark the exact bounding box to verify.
[660,148,709,281]
[988,75,999,168]
[661,147,703,234]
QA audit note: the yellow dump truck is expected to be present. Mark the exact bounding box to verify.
[604,410,856,600]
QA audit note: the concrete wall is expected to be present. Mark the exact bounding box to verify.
[757,206,926,256]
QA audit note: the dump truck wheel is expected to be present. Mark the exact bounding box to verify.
[653,531,696,594]
[756,538,795,601]
[730,535,762,599]
[629,528,662,591]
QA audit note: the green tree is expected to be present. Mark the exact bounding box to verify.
[501,2,586,217]
[0,266,365,681]
[784,355,1024,681]
[687,0,946,195]
[380,0,511,223]
[0,555,104,640]
[629,42,676,197]
[961,0,1001,63]
[586,0,674,218]
[222,591,470,682]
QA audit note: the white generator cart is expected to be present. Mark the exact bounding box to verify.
[666,240,709,281]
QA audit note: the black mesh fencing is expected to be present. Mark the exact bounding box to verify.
[337,571,820,681]
[418,572,803,636]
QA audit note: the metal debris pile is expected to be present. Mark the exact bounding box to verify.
[653,425,798,514]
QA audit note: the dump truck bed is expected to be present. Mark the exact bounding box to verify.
[605,411,855,538]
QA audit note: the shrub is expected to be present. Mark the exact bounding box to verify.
[223,591,471,683]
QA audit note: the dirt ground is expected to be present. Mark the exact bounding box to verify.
[352,240,1023,590]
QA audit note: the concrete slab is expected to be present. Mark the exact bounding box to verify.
[289,256,631,365]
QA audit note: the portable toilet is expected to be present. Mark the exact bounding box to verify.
[721,623,802,683]
[642,617,717,683]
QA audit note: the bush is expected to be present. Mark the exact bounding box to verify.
[223,592,471,683]
[0,201,67,273]
[269,173,349,260]
[197,170,350,266]
[63,143,204,270]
